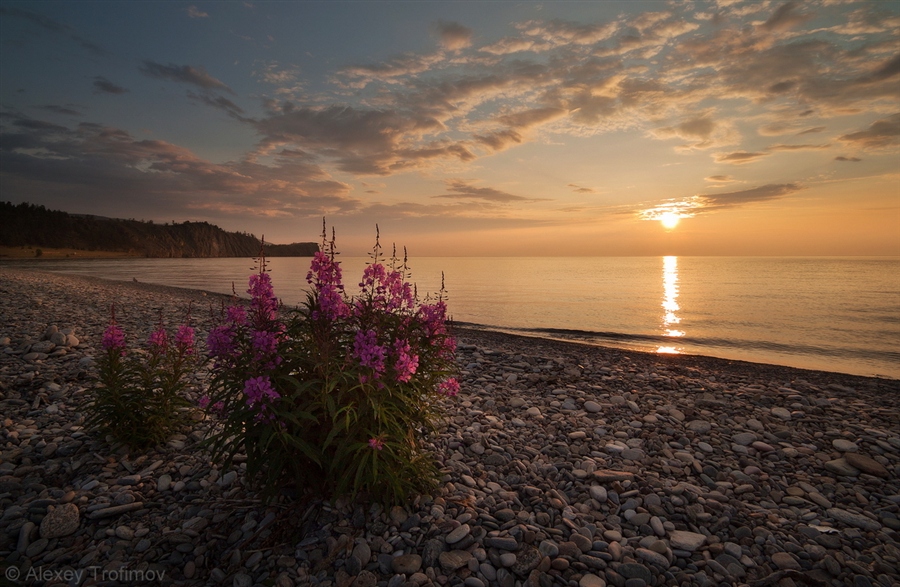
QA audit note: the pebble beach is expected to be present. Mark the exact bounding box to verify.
[1,267,898,587]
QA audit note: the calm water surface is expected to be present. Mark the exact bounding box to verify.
[4,256,898,379]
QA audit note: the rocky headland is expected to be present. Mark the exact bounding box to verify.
[1,268,898,587]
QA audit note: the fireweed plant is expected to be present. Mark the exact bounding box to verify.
[202,227,458,505]
[87,308,196,449]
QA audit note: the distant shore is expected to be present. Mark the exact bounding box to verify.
[0,246,142,259]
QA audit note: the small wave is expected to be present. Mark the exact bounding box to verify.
[453,321,900,365]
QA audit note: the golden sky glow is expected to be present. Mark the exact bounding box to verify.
[1,1,898,255]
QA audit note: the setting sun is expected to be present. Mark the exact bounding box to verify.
[660,212,681,230]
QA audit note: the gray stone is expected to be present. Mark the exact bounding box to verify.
[618,563,652,583]
[827,508,882,531]
[593,470,634,483]
[579,574,606,587]
[584,401,602,413]
[510,545,541,577]
[486,536,519,550]
[771,553,801,570]
[40,503,80,539]
[446,523,470,544]
[771,407,792,420]
[832,439,858,452]
[733,433,757,446]
[844,453,889,477]
[635,548,668,569]
[392,553,423,574]
[669,530,706,552]
[824,458,860,476]
[686,420,711,433]
[538,540,559,558]
[439,550,472,572]
[589,485,608,502]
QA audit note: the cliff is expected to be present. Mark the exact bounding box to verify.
[0,202,318,258]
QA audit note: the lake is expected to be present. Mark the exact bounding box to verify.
[4,256,898,379]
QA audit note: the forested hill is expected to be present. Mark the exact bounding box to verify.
[0,202,318,258]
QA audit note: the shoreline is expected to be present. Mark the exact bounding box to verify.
[2,266,896,384]
[1,267,898,587]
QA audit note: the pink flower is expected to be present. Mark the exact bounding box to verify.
[393,339,418,383]
[243,376,279,407]
[175,324,195,355]
[353,329,386,374]
[101,322,126,354]
[198,395,210,409]
[248,273,278,326]
[368,437,384,451]
[206,325,235,359]
[419,301,449,337]
[226,305,247,325]
[437,378,460,397]
[147,327,168,352]
[250,329,283,369]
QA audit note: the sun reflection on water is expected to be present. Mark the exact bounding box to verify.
[658,256,684,354]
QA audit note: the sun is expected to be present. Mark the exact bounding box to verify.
[660,212,681,229]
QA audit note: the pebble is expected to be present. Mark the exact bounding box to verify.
[0,269,897,587]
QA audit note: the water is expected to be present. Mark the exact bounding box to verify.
[4,256,899,379]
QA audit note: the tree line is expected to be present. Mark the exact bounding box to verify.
[0,202,318,258]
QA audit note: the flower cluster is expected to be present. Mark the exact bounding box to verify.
[175,324,195,355]
[307,251,350,321]
[204,256,285,423]
[88,308,195,449]
[353,329,386,374]
[203,226,458,505]
[102,322,126,355]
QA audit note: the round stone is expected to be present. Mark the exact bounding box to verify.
[39,503,80,539]
[833,439,858,452]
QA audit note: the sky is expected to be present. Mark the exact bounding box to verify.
[1,0,898,256]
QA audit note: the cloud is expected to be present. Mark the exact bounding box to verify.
[435,21,473,51]
[638,183,803,220]
[187,6,209,18]
[473,130,522,152]
[253,61,302,85]
[93,76,128,95]
[766,143,831,151]
[139,61,232,93]
[0,6,108,56]
[797,126,826,136]
[652,114,737,150]
[257,3,899,181]
[433,179,541,203]
[701,183,803,210]
[568,183,596,194]
[253,103,478,175]
[339,53,445,85]
[41,105,81,116]
[705,175,734,182]
[760,2,813,32]
[714,151,770,164]
[838,113,900,150]
[519,19,619,47]
[862,53,900,83]
[0,113,358,220]
[481,38,551,56]
[497,107,567,130]
[187,92,246,120]
[835,156,862,162]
